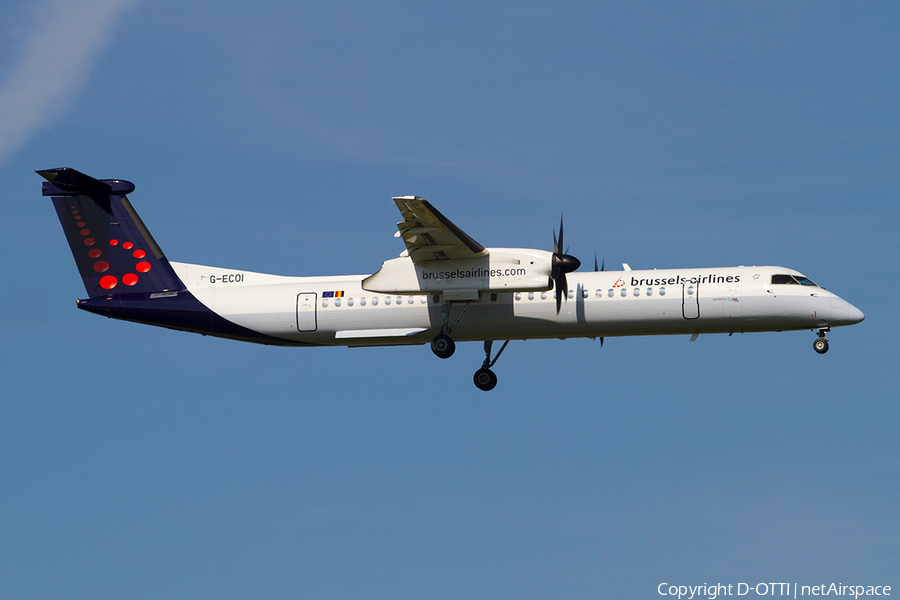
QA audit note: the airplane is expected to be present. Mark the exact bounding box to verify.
[38,167,865,391]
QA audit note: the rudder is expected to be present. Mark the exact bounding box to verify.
[38,168,185,298]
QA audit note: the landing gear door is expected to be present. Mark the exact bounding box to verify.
[683,283,699,320]
[297,292,317,332]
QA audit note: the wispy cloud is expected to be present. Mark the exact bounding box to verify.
[0,0,139,163]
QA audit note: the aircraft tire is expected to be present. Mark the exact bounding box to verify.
[813,338,829,354]
[473,368,498,391]
[431,334,455,359]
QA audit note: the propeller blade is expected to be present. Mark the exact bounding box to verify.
[557,216,564,254]
[550,215,580,314]
[594,253,598,272]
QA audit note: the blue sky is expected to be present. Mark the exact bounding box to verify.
[1,1,897,598]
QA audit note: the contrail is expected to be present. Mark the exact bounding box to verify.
[0,0,140,163]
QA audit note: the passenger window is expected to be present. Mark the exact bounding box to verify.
[620,288,627,297]
[608,289,614,298]
[322,298,329,307]
[396,296,403,305]
[528,292,534,300]
[582,289,589,299]
[568,289,575,299]
[360,297,367,306]
[348,298,354,306]
[385,296,391,305]
[633,288,640,297]
[646,287,653,296]
[541,291,548,300]
[659,287,666,296]
[596,289,602,298]
[372,297,378,306]
[335,298,341,307]
[687,285,694,295]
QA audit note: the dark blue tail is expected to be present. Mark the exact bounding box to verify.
[38,168,185,298]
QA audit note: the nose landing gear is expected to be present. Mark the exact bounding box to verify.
[813,328,829,354]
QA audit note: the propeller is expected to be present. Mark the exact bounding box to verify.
[551,216,581,314]
[593,254,604,346]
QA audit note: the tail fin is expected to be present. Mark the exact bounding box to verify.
[38,168,185,298]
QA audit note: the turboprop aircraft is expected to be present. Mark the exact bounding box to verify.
[38,167,864,391]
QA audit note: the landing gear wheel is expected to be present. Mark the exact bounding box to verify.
[431,334,455,359]
[813,338,829,354]
[473,367,498,391]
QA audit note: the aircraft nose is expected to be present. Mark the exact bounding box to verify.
[831,296,865,325]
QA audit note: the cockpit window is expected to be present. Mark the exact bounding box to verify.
[771,274,818,287]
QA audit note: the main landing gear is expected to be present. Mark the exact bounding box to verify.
[431,333,455,359]
[813,328,830,354]
[473,340,510,391]
[429,300,509,391]
[430,300,471,360]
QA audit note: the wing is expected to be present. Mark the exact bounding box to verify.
[392,196,488,263]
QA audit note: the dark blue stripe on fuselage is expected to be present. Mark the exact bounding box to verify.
[77,291,316,347]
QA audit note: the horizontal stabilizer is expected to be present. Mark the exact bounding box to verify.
[38,168,135,199]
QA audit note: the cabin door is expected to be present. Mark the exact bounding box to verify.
[296,293,317,332]
[724,283,742,317]
[682,283,699,320]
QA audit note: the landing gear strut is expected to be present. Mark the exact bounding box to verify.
[473,340,510,391]
[813,328,829,354]
[430,300,471,359]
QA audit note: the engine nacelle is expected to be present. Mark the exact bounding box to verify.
[362,248,553,298]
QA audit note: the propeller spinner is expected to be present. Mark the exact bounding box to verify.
[551,216,581,314]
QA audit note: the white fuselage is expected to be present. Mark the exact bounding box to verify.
[171,262,863,347]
